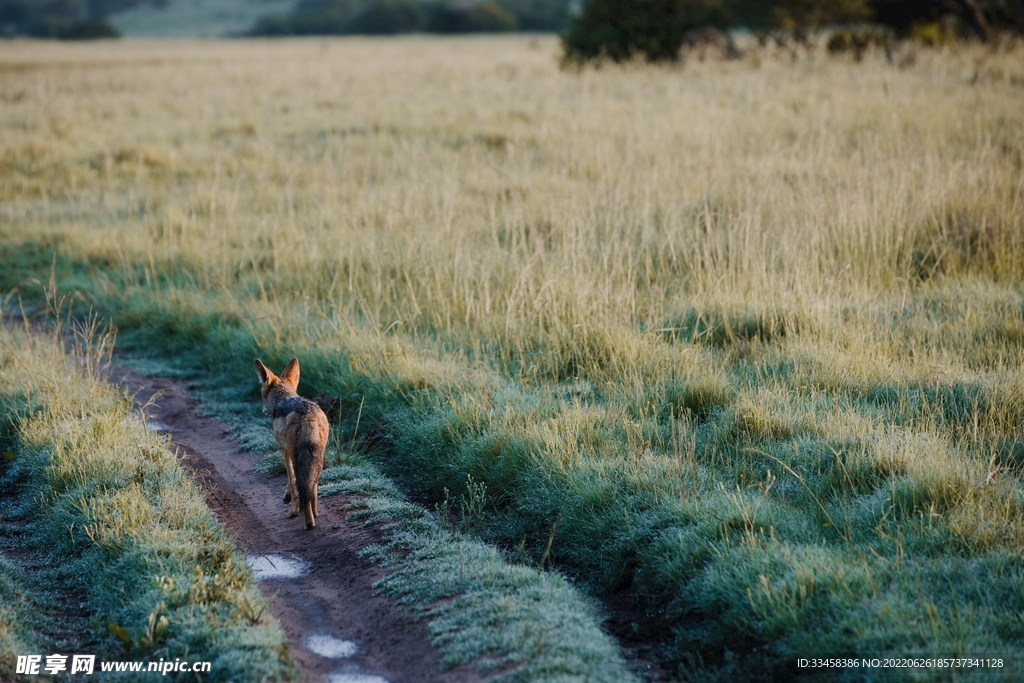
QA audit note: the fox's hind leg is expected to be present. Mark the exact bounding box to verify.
[282,450,299,517]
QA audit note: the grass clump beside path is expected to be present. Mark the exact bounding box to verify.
[3,36,1024,680]
[0,320,294,681]
[319,457,635,682]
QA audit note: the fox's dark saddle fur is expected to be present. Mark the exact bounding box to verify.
[272,396,320,420]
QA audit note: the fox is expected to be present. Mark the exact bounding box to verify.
[254,357,329,530]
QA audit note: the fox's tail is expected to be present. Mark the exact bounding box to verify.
[294,442,322,530]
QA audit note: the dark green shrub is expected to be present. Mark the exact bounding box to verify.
[757,0,872,34]
[561,0,729,63]
[27,14,68,37]
[726,0,873,45]
[428,1,517,32]
[63,17,119,38]
[826,24,894,59]
[348,0,424,34]
[292,0,356,33]
[28,15,119,39]
[250,13,293,35]
[250,0,356,35]
[871,0,1024,40]
[251,0,428,35]
[563,0,1013,64]
[86,0,140,14]
[2,0,122,38]
[496,0,570,30]
[467,1,516,30]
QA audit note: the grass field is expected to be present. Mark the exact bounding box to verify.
[2,35,1024,680]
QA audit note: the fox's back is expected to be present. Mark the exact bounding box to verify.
[272,396,329,452]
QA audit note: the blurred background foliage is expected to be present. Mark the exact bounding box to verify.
[251,0,551,35]
[3,0,1021,44]
[0,0,121,38]
[564,0,1024,62]
[250,0,1024,45]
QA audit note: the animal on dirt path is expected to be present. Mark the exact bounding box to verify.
[254,357,329,530]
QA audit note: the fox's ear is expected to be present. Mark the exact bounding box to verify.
[281,357,300,387]
[255,359,273,385]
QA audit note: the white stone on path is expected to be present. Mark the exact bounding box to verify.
[304,634,358,659]
[245,554,309,579]
[326,675,388,683]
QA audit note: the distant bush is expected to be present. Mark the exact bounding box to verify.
[467,1,517,31]
[563,0,1024,64]
[86,0,143,15]
[495,0,569,30]
[249,12,292,35]
[908,19,949,44]
[251,0,563,35]
[826,24,894,58]
[562,0,730,63]
[427,1,517,32]
[872,0,1024,41]
[28,15,120,39]
[250,0,355,35]
[349,0,424,34]
[63,17,119,38]
[736,0,873,40]
[1,0,121,38]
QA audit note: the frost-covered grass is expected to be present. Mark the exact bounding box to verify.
[326,458,635,682]
[0,323,294,681]
[0,555,39,678]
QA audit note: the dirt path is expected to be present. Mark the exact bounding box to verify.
[112,367,479,683]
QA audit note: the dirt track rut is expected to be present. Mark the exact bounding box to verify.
[113,368,479,683]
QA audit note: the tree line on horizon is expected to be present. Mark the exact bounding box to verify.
[250,0,568,36]
[0,0,123,38]
[563,0,1024,62]
[1,0,1022,55]
[251,0,1024,57]
[0,0,568,38]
